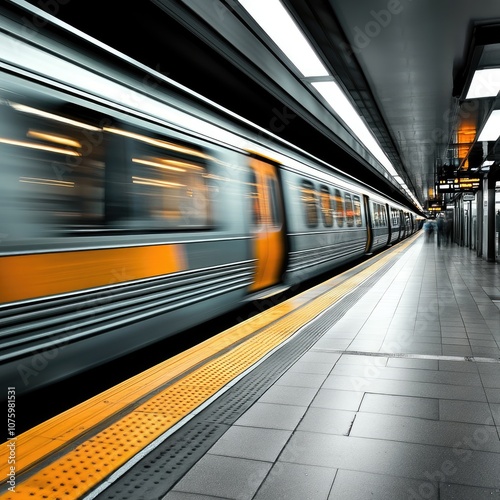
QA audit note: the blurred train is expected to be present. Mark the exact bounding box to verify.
[0,3,419,395]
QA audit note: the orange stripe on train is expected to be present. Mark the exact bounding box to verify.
[0,244,187,303]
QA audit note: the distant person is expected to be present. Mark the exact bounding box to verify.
[423,219,434,243]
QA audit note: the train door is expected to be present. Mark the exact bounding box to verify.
[363,195,373,253]
[248,157,285,292]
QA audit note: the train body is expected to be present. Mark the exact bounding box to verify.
[0,5,418,394]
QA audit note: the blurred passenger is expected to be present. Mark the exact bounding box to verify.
[423,219,434,243]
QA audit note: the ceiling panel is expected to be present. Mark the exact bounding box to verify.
[289,0,500,204]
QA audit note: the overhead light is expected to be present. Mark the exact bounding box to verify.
[454,25,500,101]
[238,0,328,78]
[478,109,500,141]
[312,80,398,177]
[466,68,500,99]
[482,160,495,166]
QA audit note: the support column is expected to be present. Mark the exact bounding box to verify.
[482,173,496,262]
[477,188,483,256]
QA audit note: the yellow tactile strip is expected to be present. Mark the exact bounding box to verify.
[0,234,419,499]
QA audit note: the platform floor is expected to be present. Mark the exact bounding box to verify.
[161,235,500,500]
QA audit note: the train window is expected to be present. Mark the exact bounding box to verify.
[380,204,385,226]
[380,205,386,226]
[345,193,354,227]
[249,170,261,227]
[374,203,387,227]
[267,177,282,227]
[0,99,105,236]
[372,203,380,227]
[391,208,399,227]
[111,126,211,229]
[301,180,318,227]
[353,195,362,227]
[332,189,345,228]
[320,185,333,227]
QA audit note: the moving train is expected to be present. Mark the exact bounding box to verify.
[0,4,419,395]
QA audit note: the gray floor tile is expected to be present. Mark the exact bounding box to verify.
[399,343,443,354]
[360,393,439,419]
[472,347,500,357]
[467,332,497,340]
[350,412,500,452]
[234,402,307,431]
[438,360,479,373]
[322,375,488,401]
[328,469,438,500]
[336,354,388,366]
[407,335,444,344]
[440,483,500,499]
[441,328,467,336]
[441,320,467,327]
[287,360,334,375]
[347,340,384,351]
[480,373,500,389]
[299,351,343,366]
[327,365,483,387]
[322,331,358,341]
[439,400,493,425]
[170,454,272,499]
[478,364,500,375]
[442,345,473,356]
[314,338,352,350]
[258,385,318,407]
[280,432,500,489]
[387,358,439,370]
[489,404,500,426]
[467,326,495,334]
[208,426,291,462]
[297,407,356,435]
[442,337,470,345]
[254,462,335,500]
[274,371,328,389]
[469,339,499,347]
[311,388,364,411]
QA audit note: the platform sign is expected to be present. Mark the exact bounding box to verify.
[438,175,481,193]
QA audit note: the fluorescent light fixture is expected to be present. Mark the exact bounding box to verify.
[466,68,500,99]
[238,0,328,77]
[482,160,495,166]
[312,80,398,177]
[478,109,500,141]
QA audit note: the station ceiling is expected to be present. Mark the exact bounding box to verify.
[19,0,500,212]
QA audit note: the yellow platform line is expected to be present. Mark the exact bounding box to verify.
[0,233,420,499]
